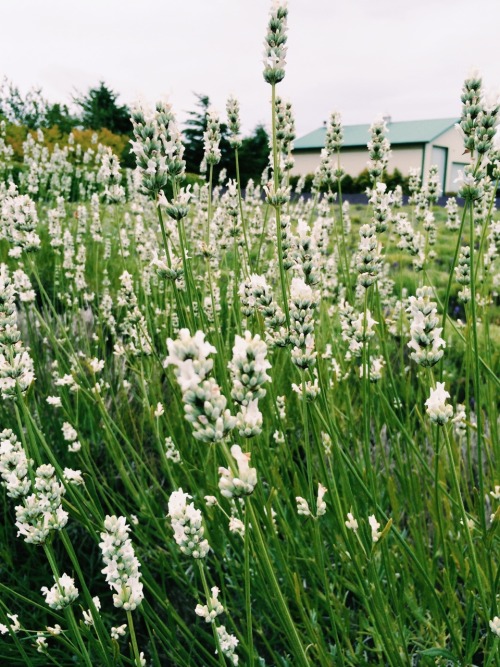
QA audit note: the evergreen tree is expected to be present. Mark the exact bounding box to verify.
[43,103,78,134]
[237,125,270,185]
[74,82,131,135]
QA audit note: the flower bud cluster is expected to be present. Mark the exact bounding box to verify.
[115,270,152,356]
[168,489,209,559]
[0,613,20,636]
[0,193,40,255]
[459,72,499,156]
[204,109,222,166]
[455,246,471,303]
[15,463,68,544]
[445,197,460,230]
[155,101,186,178]
[293,219,320,286]
[457,166,485,201]
[130,101,185,197]
[0,264,21,347]
[158,186,191,221]
[408,168,421,204]
[367,118,391,183]
[195,586,224,623]
[275,97,295,171]
[226,96,242,148]
[425,165,442,204]
[425,382,453,425]
[41,574,79,610]
[313,112,344,189]
[406,287,445,367]
[97,148,125,203]
[62,421,81,453]
[219,444,257,498]
[216,625,239,665]
[394,214,425,270]
[355,224,383,288]
[99,515,144,610]
[359,355,385,382]
[368,182,393,232]
[228,331,271,437]
[289,277,318,369]
[279,214,293,270]
[239,274,287,346]
[0,428,31,498]
[291,368,321,400]
[296,483,327,519]
[165,330,236,443]
[264,182,290,207]
[339,301,378,359]
[325,111,343,152]
[263,0,288,85]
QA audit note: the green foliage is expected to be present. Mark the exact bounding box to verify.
[74,81,132,136]
[43,103,79,134]
[290,168,411,194]
[238,124,270,185]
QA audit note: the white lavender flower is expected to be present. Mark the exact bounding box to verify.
[167,489,209,559]
[0,429,31,498]
[99,515,144,611]
[226,96,242,148]
[368,515,382,542]
[407,287,445,367]
[425,383,453,425]
[195,586,224,623]
[218,444,257,498]
[15,464,68,544]
[204,109,222,166]
[489,616,500,637]
[263,0,288,85]
[367,118,391,183]
[289,277,318,369]
[355,223,383,288]
[0,613,20,635]
[345,512,359,532]
[41,574,79,610]
[229,331,271,405]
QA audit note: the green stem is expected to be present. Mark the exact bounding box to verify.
[467,199,486,531]
[127,610,142,667]
[244,499,254,667]
[246,498,310,667]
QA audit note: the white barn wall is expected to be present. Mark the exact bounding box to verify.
[421,126,470,193]
[293,146,423,179]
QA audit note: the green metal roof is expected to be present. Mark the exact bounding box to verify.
[293,118,459,150]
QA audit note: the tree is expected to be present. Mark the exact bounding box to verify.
[43,103,78,134]
[238,125,270,185]
[74,82,131,135]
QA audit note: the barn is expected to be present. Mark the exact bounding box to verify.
[292,117,468,194]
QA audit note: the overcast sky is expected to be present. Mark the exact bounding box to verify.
[2,0,500,139]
